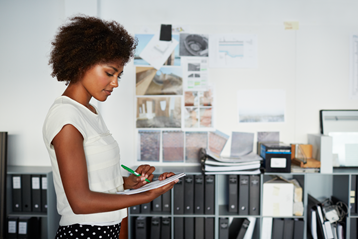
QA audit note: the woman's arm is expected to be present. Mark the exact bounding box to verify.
[52,124,175,214]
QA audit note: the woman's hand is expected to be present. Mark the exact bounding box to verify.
[123,165,155,190]
[158,172,177,181]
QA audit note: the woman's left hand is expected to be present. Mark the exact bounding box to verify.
[123,165,155,190]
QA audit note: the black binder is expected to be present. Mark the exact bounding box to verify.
[238,175,249,215]
[135,216,148,239]
[219,218,229,239]
[12,175,22,212]
[249,175,260,215]
[130,205,140,214]
[150,217,161,239]
[283,218,294,239]
[174,217,184,239]
[161,217,171,239]
[184,217,194,239]
[17,217,40,239]
[237,218,250,239]
[228,175,238,213]
[152,176,162,212]
[162,190,171,212]
[184,175,194,214]
[353,175,357,214]
[205,217,214,239]
[194,175,204,214]
[272,218,284,239]
[293,219,304,239]
[205,175,215,214]
[141,202,151,214]
[6,217,18,239]
[21,175,32,212]
[195,217,205,239]
[41,175,47,213]
[31,175,41,212]
[351,218,357,239]
[307,194,325,239]
[174,178,184,214]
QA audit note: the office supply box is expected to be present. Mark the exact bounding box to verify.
[260,143,291,172]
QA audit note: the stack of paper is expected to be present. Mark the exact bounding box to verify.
[201,149,262,174]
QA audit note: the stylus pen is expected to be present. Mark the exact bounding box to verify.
[121,164,151,183]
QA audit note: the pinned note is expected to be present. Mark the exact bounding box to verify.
[284,21,299,30]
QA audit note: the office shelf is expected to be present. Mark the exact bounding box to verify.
[127,166,357,239]
[6,165,60,239]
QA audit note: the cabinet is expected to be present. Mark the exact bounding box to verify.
[127,166,357,239]
[6,166,60,238]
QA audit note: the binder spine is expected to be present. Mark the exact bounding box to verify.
[219,218,229,239]
[249,175,260,215]
[161,217,171,239]
[152,176,162,212]
[31,175,41,212]
[228,175,238,213]
[195,217,205,239]
[205,217,215,239]
[12,175,22,212]
[21,175,32,212]
[238,175,249,215]
[184,217,194,239]
[194,175,204,214]
[174,178,184,214]
[205,175,215,214]
[174,217,184,239]
[41,176,47,213]
[184,175,194,214]
[162,190,171,212]
[150,217,161,239]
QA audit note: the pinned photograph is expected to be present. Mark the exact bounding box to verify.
[185,132,208,163]
[136,96,182,128]
[200,89,213,106]
[135,33,180,69]
[136,66,182,95]
[208,130,229,155]
[237,89,286,123]
[184,107,199,128]
[230,132,254,157]
[180,33,209,57]
[137,130,160,161]
[184,91,199,106]
[162,131,184,162]
[181,57,209,91]
[200,108,212,127]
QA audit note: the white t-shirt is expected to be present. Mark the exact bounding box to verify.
[42,96,127,226]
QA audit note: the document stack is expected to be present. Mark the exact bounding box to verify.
[200,148,262,175]
[307,194,347,239]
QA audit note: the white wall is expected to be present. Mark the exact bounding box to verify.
[0,0,357,167]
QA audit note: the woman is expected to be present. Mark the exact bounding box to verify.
[43,15,177,239]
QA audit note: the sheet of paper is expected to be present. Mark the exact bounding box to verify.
[230,132,254,157]
[208,130,230,155]
[139,34,178,70]
[137,130,160,161]
[262,183,294,216]
[117,173,186,195]
[179,33,209,57]
[136,66,183,95]
[184,89,214,129]
[162,131,184,162]
[181,57,209,91]
[209,34,258,68]
[136,96,182,128]
[350,34,358,99]
[185,132,208,163]
[135,33,181,67]
[237,89,286,123]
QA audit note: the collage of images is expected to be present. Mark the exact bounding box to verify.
[137,130,279,163]
[135,33,214,129]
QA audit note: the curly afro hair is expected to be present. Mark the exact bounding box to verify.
[49,15,137,83]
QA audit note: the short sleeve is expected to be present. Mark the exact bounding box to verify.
[43,104,87,145]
